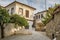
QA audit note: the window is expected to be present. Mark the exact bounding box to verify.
[39,15,40,19]
[18,8,23,15]
[36,15,38,19]
[7,9,9,13]
[41,14,43,18]
[11,8,14,14]
[8,9,9,12]
[26,10,29,18]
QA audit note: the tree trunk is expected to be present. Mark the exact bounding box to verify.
[0,23,4,38]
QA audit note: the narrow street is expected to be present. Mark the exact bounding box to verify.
[1,30,51,40]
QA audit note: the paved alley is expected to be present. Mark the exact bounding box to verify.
[1,30,51,40]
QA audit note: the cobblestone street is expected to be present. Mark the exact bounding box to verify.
[0,30,51,40]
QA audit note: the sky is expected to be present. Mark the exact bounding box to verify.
[0,0,60,13]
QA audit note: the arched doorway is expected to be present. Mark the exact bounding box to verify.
[28,21,35,31]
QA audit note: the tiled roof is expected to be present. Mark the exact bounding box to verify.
[35,10,48,15]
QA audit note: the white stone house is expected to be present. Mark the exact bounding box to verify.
[34,10,47,31]
[0,1,36,37]
[5,1,36,29]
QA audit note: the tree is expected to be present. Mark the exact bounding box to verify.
[0,7,10,38]
[10,14,28,28]
[42,4,60,25]
[42,7,55,25]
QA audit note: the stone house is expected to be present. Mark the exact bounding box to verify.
[5,1,36,30]
[0,1,36,38]
[46,5,60,40]
[34,10,47,31]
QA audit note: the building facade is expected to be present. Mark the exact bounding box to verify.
[5,1,36,30]
[0,1,36,38]
[34,10,47,31]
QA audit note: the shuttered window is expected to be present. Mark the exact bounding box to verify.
[26,10,29,18]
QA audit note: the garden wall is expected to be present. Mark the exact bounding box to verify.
[0,23,22,38]
[4,23,15,37]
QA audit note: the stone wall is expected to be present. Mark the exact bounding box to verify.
[56,34,60,40]
[46,20,55,39]
[0,23,22,38]
[0,23,33,38]
[4,23,15,37]
[46,11,60,40]
[54,13,60,40]
[35,23,44,31]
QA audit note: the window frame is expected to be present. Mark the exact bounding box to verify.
[41,14,43,18]
[25,10,29,18]
[39,15,40,19]
[18,8,23,15]
[11,7,14,14]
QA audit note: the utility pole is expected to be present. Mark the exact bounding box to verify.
[45,0,47,10]
[15,0,16,1]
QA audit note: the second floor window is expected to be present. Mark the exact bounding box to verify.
[11,8,14,14]
[18,8,23,15]
[39,15,40,19]
[41,14,43,18]
[26,10,29,18]
[36,15,38,19]
[8,9,9,13]
[7,9,9,12]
